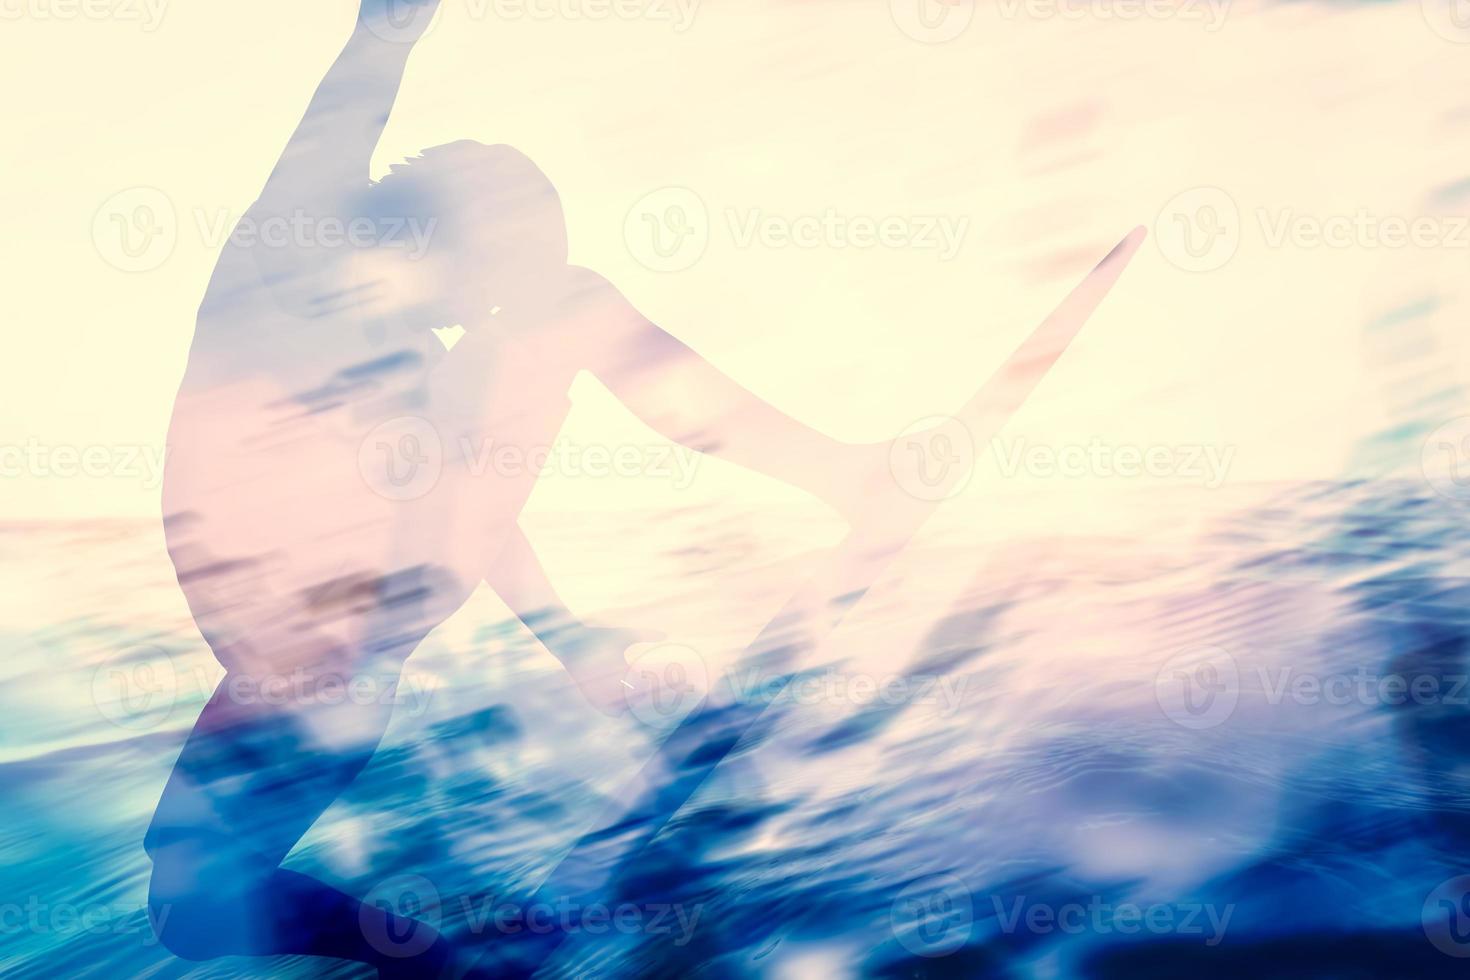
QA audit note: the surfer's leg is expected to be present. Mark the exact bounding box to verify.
[144,555,473,975]
[144,636,455,975]
[149,835,454,975]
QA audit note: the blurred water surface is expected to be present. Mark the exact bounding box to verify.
[8,474,1470,978]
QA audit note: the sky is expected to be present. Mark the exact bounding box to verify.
[4,0,1470,524]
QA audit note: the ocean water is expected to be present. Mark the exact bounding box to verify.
[8,475,1470,978]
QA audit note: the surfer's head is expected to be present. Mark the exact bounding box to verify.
[357,140,569,323]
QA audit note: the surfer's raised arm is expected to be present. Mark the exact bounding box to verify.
[255,0,442,212]
[571,268,881,521]
[232,0,442,310]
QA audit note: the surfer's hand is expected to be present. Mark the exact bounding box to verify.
[357,0,442,42]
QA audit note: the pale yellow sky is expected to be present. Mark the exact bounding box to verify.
[4,0,1470,522]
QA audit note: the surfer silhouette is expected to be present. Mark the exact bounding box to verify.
[145,1,903,975]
